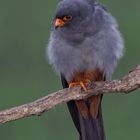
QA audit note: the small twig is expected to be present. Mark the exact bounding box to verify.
[0,64,140,124]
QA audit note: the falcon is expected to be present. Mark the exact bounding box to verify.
[47,0,124,140]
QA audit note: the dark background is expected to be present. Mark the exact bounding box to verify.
[0,0,140,140]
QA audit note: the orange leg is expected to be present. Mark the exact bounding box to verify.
[69,79,91,91]
[69,79,91,118]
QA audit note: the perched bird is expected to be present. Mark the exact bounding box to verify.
[47,0,124,140]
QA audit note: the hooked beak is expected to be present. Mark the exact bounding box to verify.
[55,18,65,28]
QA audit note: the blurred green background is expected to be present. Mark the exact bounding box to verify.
[0,0,140,140]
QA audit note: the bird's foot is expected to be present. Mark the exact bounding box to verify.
[69,79,91,91]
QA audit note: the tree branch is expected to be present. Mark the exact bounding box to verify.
[0,64,140,124]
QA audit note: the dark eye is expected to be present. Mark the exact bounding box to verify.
[63,15,72,21]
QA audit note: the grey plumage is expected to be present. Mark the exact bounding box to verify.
[48,0,124,82]
[47,0,124,140]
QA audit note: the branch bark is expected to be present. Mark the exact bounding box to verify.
[0,64,140,124]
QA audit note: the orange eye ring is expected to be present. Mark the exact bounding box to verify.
[63,15,72,21]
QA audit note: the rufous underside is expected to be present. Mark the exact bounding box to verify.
[69,69,104,119]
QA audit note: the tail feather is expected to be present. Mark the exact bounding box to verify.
[68,101,105,140]
[80,104,105,140]
[67,101,81,134]
[61,74,105,140]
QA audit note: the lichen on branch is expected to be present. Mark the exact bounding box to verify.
[0,64,140,124]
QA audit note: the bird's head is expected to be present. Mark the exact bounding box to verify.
[53,0,95,35]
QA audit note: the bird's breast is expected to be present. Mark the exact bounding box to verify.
[49,38,101,81]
